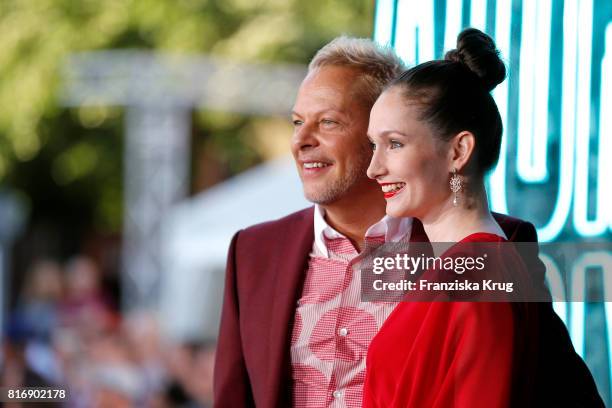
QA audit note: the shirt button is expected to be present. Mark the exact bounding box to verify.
[338,328,349,337]
[333,390,342,398]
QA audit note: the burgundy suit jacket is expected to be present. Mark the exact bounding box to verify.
[213,206,602,408]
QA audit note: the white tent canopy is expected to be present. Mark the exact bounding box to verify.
[159,156,310,340]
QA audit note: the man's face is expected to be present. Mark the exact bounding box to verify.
[291,66,374,205]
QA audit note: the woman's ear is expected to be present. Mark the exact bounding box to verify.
[448,131,475,172]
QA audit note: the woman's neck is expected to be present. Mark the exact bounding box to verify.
[420,185,505,246]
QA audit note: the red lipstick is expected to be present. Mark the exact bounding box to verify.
[378,182,405,199]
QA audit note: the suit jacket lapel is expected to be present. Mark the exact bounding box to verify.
[409,218,429,242]
[267,207,315,407]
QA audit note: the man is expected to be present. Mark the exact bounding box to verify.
[214,37,602,407]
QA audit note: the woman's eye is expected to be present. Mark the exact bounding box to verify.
[321,119,338,126]
[292,119,303,126]
[390,140,403,149]
[369,141,376,151]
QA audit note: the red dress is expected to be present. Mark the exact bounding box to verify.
[363,233,537,408]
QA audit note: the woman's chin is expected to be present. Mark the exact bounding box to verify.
[385,203,416,219]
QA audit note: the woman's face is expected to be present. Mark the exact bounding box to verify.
[367,87,452,219]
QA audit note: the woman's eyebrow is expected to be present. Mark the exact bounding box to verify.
[373,130,409,139]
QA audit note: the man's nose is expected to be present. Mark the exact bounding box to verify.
[367,148,386,180]
[292,122,319,151]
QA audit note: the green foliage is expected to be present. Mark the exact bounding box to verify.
[0,0,372,232]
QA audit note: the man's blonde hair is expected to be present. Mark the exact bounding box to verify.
[308,36,406,106]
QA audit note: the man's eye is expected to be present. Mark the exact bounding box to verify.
[390,140,403,149]
[321,119,338,125]
[292,119,303,126]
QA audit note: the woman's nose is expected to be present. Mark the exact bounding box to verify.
[367,149,386,180]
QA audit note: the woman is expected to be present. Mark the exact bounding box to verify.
[362,28,537,407]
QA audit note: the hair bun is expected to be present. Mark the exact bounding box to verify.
[444,28,506,92]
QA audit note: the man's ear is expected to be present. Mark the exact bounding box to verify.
[448,131,475,172]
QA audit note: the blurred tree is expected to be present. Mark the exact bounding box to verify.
[0,0,373,238]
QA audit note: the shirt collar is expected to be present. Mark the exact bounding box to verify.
[313,204,413,258]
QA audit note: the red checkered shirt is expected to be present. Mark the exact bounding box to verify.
[290,206,411,407]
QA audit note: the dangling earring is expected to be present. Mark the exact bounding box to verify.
[450,168,462,207]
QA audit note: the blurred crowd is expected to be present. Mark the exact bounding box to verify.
[2,257,215,408]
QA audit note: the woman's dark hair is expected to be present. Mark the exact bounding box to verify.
[389,28,506,175]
